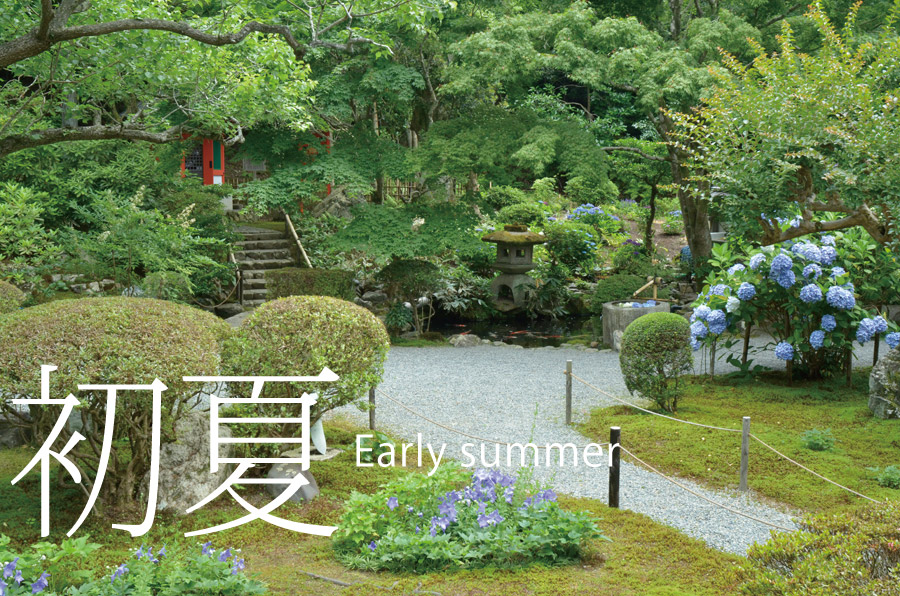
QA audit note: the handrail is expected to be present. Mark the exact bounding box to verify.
[228,250,243,304]
[282,209,313,268]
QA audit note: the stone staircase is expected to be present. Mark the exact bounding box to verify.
[234,226,295,308]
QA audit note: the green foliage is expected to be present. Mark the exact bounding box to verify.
[221,296,389,424]
[519,263,571,320]
[333,467,604,572]
[265,268,356,301]
[564,176,618,206]
[737,502,900,595]
[497,202,545,226]
[328,203,483,260]
[479,186,529,212]
[0,297,230,507]
[869,465,900,489]
[801,428,836,452]
[662,211,684,235]
[619,312,693,412]
[542,220,599,275]
[590,274,648,312]
[433,266,495,320]
[140,270,193,302]
[384,301,414,336]
[612,241,654,275]
[357,431,396,464]
[0,279,25,314]
[0,182,62,284]
[377,259,442,334]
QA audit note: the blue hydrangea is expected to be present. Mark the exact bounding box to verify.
[710,284,728,296]
[749,253,766,271]
[693,305,711,321]
[690,338,702,351]
[707,309,727,334]
[820,235,836,246]
[810,330,825,349]
[821,314,837,332]
[792,243,823,263]
[690,321,708,339]
[873,316,888,334]
[843,282,855,293]
[887,332,900,350]
[802,263,822,279]
[820,246,838,265]
[830,267,847,278]
[799,284,823,303]
[775,269,796,289]
[680,245,692,264]
[727,264,746,275]
[737,282,756,301]
[774,342,794,361]
[826,286,855,310]
[769,253,793,275]
[857,318,878,344]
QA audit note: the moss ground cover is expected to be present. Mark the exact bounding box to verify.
[0,418,739,595]
[580,372,900,514]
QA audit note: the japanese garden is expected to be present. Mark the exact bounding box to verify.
[2,0,900,594]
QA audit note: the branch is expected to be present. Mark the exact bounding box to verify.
[600,146,672,162]
[0,124,183,158]
[762,3,804,28]
[759,207,889,245]
[37,0,53,40]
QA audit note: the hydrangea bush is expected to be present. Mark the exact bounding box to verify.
[691,234,899,378]
[565,203,625,244]
[333,467,604,572]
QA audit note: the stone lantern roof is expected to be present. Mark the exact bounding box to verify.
[481,224,546,246]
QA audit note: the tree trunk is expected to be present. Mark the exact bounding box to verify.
[644,184,657,253]
[372,100,384,204]
[466,171,479,197]
[668,144,712,259]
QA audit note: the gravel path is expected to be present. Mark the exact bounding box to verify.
[333,337,878,556]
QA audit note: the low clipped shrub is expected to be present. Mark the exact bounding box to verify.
[333,467,604,572]
[0,297,231,508]
[619,312,693,412]
[543,220,599,274]
[221,296,389,425]
[479,185,528,212]
[737,502,900,595]
[0,279,25,314]
[496,202,544,226]
[265,267,355,301]
[590,274,648,313]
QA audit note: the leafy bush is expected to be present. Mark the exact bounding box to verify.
[590,274,648,313]
[221,296,389,425]
[542,220,599,274]
[377,259,442,334]
[496,202,544,226]
[333,467,604,572]
[265,268,355,301]
[433,266,494,320]
[801,428,835,452]
[0,535,265,595]
[662,210,683,235]
[869,465,900,489]
[0,279,25,314]
[480,185,528,212]
[384,301,414,336]
[737,502,900,595]
[564,176,618,206]
[619,312,693,412]
[0,297,230,508]
[519,263,571,320]
[455,235,496,277]
[0,182,62,285]
[140,270,193,302]
[612,240,654,275]
[565,203,626,245]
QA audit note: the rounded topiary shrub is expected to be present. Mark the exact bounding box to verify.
[496,202,544,226]
[0,296,231,507]
[221,296,389,424]
[619,312,692,412]
[265,267,355,301]
[0,280,25,314]
[590,274,646,313]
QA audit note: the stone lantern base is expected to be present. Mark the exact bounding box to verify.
[490,273,535,312]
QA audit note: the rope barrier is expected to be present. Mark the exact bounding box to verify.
[619,445,797,533]
[375,388,609,451]
[568,372,741,433]
[750,434,882,504]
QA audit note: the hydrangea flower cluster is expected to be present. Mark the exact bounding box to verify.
[855,316,890,345]
[626,300,658,308]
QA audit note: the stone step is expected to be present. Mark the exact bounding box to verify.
[235,248,292,261]
[237,239,292,251]
[242,277,267,289]
[236,258,295,270]
[241,270,266,280]
[242,288,268,299]
[243,298,266,308]
[239,231,285,241]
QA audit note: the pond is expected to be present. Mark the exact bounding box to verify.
[429,315,602,348]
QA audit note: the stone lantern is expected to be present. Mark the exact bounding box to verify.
[481,224,546,310]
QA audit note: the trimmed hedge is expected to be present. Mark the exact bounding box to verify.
[0,280,25,314]
[591,274,669,313]
[265,267,355,301]
[619,312,692,412]
[0,296,231,507]
[221,296,389,424]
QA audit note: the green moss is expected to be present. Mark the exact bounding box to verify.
[481,225,546,245]
[265,267,355,301]
[0,279,25,314]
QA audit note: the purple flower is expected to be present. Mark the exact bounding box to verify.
[792,243,822,263]
[540,489,557,502]
[231,559,245,576]
[857,318,877,344]
[737,282,756,301]
[368,541,377,551]
[0,579,6,596]
[386,496,399,510]
[3,559,17,579]
[775,269,796,289]
[710,284,728,296]
[135,546,145,560]
[690,338,702,351]
[821,314,837,332]
[810,330,825,349]
[886,332,900,350]
[13,571,22,587]
[820,246,838,264]
[727,264,745,275]
[774,342,794,361]
[438,500,457,522]
[826,286,855,310]
[769,253,793,275]
[201,542,213,556]
[218,548,232,563]
[31,573,49,595]
[693,305,711,321]
[707,310,727,335]
[504,487,514,504]
[690,321,708,339]
[111,564,128,583]
[873,316,888,334]
[799,284,822,303]
[157,545,166,559]
[830,266,847,278]
[802,264,822,279]
[431,516,450,532]
[749,253,766,271]
[477,510,505,528]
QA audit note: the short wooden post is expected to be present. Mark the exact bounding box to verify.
[609,426,620,508]
[739,416,750,493]
[368,387,376,431]
[565,360,573,425]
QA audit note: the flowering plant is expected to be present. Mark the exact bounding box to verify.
[691,234,899,378]
[566,203,625,244]
[333,466,603,572]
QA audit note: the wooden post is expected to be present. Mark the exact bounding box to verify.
[609,427,620,508]
[740,416,750,493]
[565,360,573,425]
[368,387,376,431]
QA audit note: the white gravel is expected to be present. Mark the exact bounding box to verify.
[333,337,879,556]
